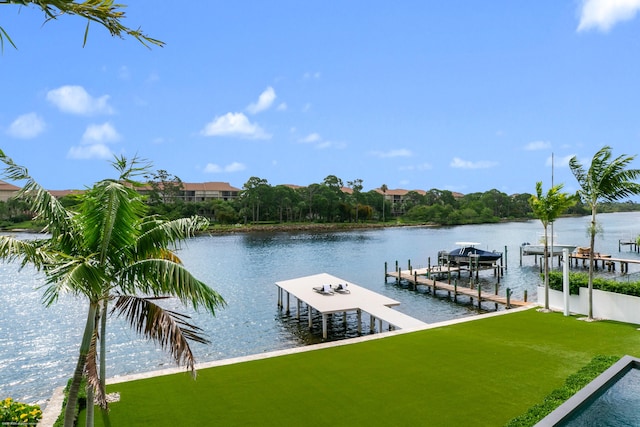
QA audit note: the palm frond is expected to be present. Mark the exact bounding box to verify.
[120,258,225,315]
[41,257,106,305]
[135,216,209,259]
[0,150,77,241]
[85,326,108,410]
[0,235,51,268]
[111,295,208,376]
[81,180,146,265]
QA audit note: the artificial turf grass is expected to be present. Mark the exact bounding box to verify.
[77,309,640,427]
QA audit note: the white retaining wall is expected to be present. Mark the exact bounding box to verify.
[538,286,640,325]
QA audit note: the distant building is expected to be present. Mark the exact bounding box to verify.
[179,182,241,202]
[0,180,21,202]
[134,181,241,203]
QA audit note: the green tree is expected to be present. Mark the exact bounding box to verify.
[241,177,270,223]
[1,0,164,50]
[0,151,225,427]
[347,178,363,222]
[380,184,388,222]
[145,169,184,204]
[569,146,640,319]
[529,182,576,310]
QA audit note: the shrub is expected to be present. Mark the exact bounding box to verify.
[505,355,619,426]
[0,397,42,425]
[53,377,88,427]
[547,271,640,296]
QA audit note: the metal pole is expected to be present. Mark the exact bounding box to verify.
[563,248,570,316]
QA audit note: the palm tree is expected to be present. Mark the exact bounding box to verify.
[569,146,640,319]
[528,182,576,310]
[0,151,225,427]
[380,184,388,222]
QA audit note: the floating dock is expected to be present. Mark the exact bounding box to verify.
[276,273,427,339]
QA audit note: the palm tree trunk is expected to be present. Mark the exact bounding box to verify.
[99,300,112,427]
[544,225,550,310]
[588,210,597,319]
[64,302,98,427]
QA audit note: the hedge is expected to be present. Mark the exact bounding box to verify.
[547,271,640,297]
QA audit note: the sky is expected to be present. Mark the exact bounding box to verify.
[2,1,640,197]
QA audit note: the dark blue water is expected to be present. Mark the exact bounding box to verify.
[561,368,640,426]
[2,212,640,405]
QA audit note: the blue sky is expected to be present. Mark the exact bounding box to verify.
[2,1,640,197]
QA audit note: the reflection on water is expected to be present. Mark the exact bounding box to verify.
[2,212,640,405]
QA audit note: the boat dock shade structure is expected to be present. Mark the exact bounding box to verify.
[276,273,426,339]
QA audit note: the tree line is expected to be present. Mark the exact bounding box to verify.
[105,173,638,226]
[2,172,638,230]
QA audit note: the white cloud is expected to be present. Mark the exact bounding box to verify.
[577,0,640,32]
[7,113,45,139]
[204,162,246,173]
[276,102,287,111]
[303,71,321,79]
[67,144,112,159]
[46,85,114,115]
[246,87,276,114]
[201,112,270,139]
[118,66,131,80]
[297,132,345,149]
[524,140,551,151]
[546,154,575,167]
[370,149,412,158]
[299,133,322,143]
[450,157,498,169]
[399,163,432,171]
[67,122,120,160]
[82,122,121,143]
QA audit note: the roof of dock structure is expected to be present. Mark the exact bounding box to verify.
[275,273,427,337]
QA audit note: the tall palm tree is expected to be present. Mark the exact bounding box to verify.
[0,151,225,427]
[529,182,576,310]
[569,146,640,319]
[380,184,388,222]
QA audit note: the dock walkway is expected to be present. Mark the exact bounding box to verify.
[276,273,427,339]
[385,270,528,309]
[569,253,640,273]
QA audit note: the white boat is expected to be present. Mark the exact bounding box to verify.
[521,242,577,256]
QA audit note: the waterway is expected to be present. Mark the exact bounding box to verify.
[2,212,640,405]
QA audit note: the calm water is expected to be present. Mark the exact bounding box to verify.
[2,212,640,405]
[561,368,640,426]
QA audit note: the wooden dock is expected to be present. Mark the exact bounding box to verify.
[569,253,640,273]
[619,238,639,252]
[385,269,528,309]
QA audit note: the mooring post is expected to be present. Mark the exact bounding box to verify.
[453,279,458,302]
[408,259,411,271]
[520,245,523,266]
[504,245,508,270]
[384,261,388,282]
[396,266,400,286]
[524,290,528,302]
[506,287,511,309]
[414,270,418,290]
[477,284,482,309]
[495,282,499,295]
[427,257,431,279]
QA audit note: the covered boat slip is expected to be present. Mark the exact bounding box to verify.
[276,273,427,339]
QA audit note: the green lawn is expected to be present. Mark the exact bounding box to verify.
[79,309,640,426]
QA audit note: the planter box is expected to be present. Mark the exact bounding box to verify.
[538,286,640,325]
